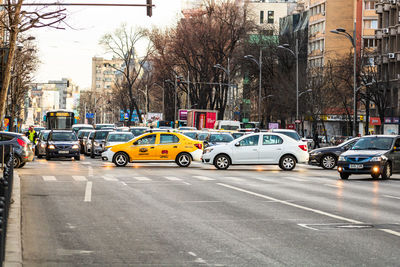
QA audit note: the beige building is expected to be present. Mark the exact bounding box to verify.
[91,57,124,91]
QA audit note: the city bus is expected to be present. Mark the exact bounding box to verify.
[45,110,75,130]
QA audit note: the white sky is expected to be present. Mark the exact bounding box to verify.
[30,0,182,89]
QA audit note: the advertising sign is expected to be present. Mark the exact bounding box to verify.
[369,117,381,126]
[268,123,279,129]
[147,113,163,121]
[120,110,141,122]
[179,109,188,121]
[205,112,217,129]
[287,124,295,129]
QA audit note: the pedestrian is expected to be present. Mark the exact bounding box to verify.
[313,132,320,149]
[25,126,38,147]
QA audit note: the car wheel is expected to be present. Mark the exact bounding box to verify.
[37,154,42,159]
[74,155,81,161]
[176,153,192,167]
[214,154,230,170]
[113,152,129,167]
[13,156,21,168]
[371,172,380,179]
[279,155,296,171]
[381,163,391,180]
[321,154,337,169]
[90,150,95,159]
[18,162,26,168]
[340,173,349,180]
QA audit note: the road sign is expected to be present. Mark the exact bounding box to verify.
[86,113,94,119]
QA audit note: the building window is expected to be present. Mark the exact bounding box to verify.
[260,11,264,24]
[364,0,375,10]
[364,19,378,29]
[363,38,376,48]
[268,11,274,24]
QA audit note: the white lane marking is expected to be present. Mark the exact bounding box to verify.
[88,166,93,177]
[217,183,400,238]
[134,176,151,181]
[324,184,341,188]
[103,176,118,181]
[121,182,127,186]
[384,194,400,200]
[81,162,91,165]
[188,252,197,257]
[72,176,87,182]
[298,224,319,231]
[84,182,93,202]
[42,176,56,181]
[284,176,307,182]
[224,177,245,182]
[164,176,182,181]
[193,176,215,181]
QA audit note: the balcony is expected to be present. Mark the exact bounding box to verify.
[376,3,383,13]
[384,3,391,11]
[383,55,389,64]
[375,56,382,65]
[390,26,397,35]
[396,52,400,61]
[376,29,383,39]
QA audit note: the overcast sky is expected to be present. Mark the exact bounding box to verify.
[30,0,182,89]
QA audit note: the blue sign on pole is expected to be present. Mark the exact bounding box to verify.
[120,110,141,122]
[86,113,95,119]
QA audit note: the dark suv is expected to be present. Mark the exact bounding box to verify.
[337,135,399,180]
[46,130,80,160]
[90,130,112,158]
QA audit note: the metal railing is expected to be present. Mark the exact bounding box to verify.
[0,144,14,266]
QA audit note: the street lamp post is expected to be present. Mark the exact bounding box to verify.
[244,49,262,125]
[214,58,232,119]
[331,20,357,136]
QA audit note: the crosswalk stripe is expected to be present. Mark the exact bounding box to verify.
[224,177,245,182]
[81,162,91,165]
[283,177,307,182]
[72,176,87,181]
[42,176,56,181]
[193,175,215,181]
[134,176,151,181]
[164,176,182,181]
[103,176,118,181]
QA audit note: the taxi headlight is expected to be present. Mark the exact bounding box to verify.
[72,144,79,149]
[48,144,55,149]
[338,155,345,161]
[371,155,387,162]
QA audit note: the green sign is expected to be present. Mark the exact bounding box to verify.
[242,118,249,123]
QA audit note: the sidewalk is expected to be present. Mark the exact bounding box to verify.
[3,171,22,267]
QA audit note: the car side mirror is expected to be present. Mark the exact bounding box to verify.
[235,142,240,147]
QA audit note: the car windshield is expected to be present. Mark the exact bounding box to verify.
[209,134,234,143]
[42,132,50,141]
[338,138,357,148]
[198,133,209,141]
[232,133,245,139]
[130,128,147,136]
[94,131,111,140]
[96,124,114,130]
[352,137,394,150]
[220,125,239,130]
[107,133,133,142]
[275,131,301,141]
[183,132,197,139]
[50,132,77,141]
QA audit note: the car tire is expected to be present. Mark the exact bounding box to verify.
[90,150,95,159]
[113,152,129,167]
[381,163,391,180]
[37,154,42,159]
[214,154,230,170]
[279,155,296,171]
[74,156,81,161]
[13,156,21,168]
[340,173,349,180]
[18,162,26,168]
[176,153,192,167]
[371,173,380,179]
[45,153,51,161]
[321,154,337,169]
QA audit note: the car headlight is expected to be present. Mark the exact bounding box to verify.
[48,145,55,149]
[371,155,387,162]
[94,142,99,146]
[40,143,46,148]
[338,155,345,161]
[204,148,213,154]
[72,144,79,149]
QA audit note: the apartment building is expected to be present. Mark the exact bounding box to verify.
[91,57,124,91]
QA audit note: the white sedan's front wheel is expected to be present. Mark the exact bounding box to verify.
[279,155,296,171]
[214,154,230,170]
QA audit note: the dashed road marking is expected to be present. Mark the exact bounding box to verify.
[103,176,118,181]
[384,194,400,200]
[81,162,91,165]
[72,176,87,182]
[193,176,214,181]
[88,166,93,177]
[134,176,151,181]
[224,176,245,182]
[84,181,92,202]
[284,176,307,182]
[164,176,182,181]
[42,176,56,181]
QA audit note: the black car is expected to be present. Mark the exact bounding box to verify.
[45,130,80,160]
[0,131,34,168]
[337,135,399,180]
[309,137,359,169]
[36,130,51,158]
[90,130,113,158]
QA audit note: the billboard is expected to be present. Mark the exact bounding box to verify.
[147,113,163,121]
[178,109,188,121]
[120,109,142,122]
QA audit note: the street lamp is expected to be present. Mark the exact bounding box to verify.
[331,20,357,136]
[153,82,165,118]
[165,76,182,128]
[214,58,232,119]
[244,50,262,125]
[278,40,300,128]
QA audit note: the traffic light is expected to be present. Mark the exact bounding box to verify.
[66,80,70,87]
[146,0,152,17]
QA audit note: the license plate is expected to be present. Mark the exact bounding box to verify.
[59,151,69,154]
[349,164,363,169]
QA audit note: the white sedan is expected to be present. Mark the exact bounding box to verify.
[201,132,309,170]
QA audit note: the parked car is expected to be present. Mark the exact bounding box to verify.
[77,129,92,154]
[94,123,115,130]
[90,130,113,158]
[309,137,359,169]
[84,131,95,155]
[72,124,94,134]
[45,130,80,160]
[178,127,197,131]
[102,132,203,167]
[203,132,234,148]
[33,126,45,134]
[337,135,399,180]
[36,130,51,158]
[202,132,309,170]
[0,131,34,168]
[180,130,201,140]
[115,126,130,132]
[105,132,134,147]
[129,127,149,137]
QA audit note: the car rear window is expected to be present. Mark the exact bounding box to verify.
[198,133,208,141]
[183,132,197,139]
[107,133,133,142]
[50,132,77,141]
[94,131,111,139]
[274,131,301,141]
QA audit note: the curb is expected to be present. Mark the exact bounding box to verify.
[4,171,22,267]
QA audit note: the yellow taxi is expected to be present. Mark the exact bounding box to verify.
[102,131,203,167]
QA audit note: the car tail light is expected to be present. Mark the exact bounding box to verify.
[17,138,27,147]
[298,144,307,151]
[194,143,202,150]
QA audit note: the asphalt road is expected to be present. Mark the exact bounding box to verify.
[17,156,400,266]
